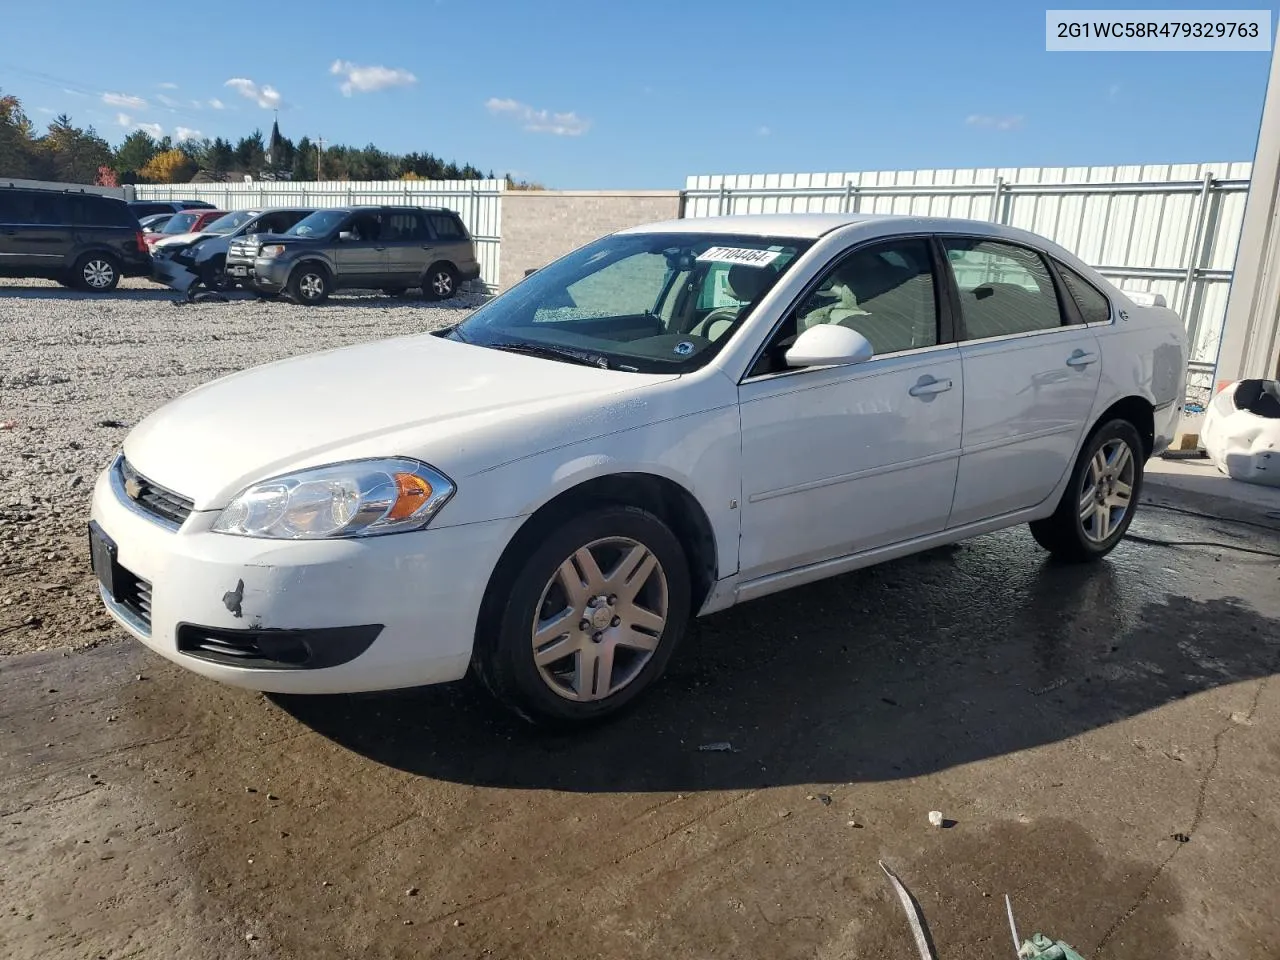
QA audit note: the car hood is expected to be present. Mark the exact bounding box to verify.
[152,231,209,249]
[123,333,678,510]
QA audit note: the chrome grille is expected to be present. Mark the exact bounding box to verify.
[116,458,194,529]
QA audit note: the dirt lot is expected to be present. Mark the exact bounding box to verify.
[2,281,1280,960]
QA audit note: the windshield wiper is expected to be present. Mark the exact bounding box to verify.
[485,341,606,369]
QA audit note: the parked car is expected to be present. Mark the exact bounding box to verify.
[143,209,226,250]
[128,199,216,220]
[223,205,481,304]
[139,213,173,234]
[150,207,314,291]
[89,213,1186,724]
[0,185,151,291]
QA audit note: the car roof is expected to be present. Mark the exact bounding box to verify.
[616,212,1068,246]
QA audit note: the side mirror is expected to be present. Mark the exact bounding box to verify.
[338,230,356,242]
[784,324,874,368]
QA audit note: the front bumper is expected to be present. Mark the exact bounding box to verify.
[248,258,290,293]
[89,461,523,694]
[151,255,198,292]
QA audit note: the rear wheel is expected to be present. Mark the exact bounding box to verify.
[422,264,458,301]
[74,253,120,292]
[1029,418,1144,562]
[472,505,691,725]
[287,264,330,305]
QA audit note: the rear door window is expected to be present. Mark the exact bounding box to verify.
[383,211,427,241]
[942,238,1066,339]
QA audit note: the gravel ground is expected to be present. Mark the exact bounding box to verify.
[0,278,480,656]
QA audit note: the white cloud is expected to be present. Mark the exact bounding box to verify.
[102,91,147,109]
[756,125,771,137]
[175,126,202,142]
[136,122,164,138]
[225,78,282,110]
[965,113,1025,131]
[36,106,55,115]
[329,59,417,96]
[157,94,179,108]
[208,98,225,110]
[115,113,132,127]
[485,97,590,136]
[158,82,179,90]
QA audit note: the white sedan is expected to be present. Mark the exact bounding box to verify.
[89,213,1187,724]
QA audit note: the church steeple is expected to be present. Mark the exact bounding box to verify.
[266,111,283,168]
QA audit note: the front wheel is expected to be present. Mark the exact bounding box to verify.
[287,264,330,305]
[1030,418,1144,562]
[422,264,458,301]
[472,505,691,725]
[74,253,120,292]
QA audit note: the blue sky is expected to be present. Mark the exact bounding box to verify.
[1,0,1276,187]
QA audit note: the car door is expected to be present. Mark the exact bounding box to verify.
[333,211,387,286]
[737,236,964,581]
[380,210,428,284]
[940,235,1102,528]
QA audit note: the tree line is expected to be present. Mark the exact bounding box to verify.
[1,89,504,186]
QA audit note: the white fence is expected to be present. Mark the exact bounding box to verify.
[134,179,504,290]
[685,163,1253,378]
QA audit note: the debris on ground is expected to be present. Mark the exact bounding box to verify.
[0,420,16,430]
[697,741,734,752]
[928,810,945,827]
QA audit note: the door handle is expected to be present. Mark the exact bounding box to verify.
[1066,350,1098,368]
[909,376,953,398]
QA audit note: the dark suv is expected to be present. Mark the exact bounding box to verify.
[224,205,482,304]
[0,186,152,291]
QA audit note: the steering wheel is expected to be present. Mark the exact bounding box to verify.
[690,307,741,339]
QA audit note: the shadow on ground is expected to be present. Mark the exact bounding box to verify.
[276,527,1280,793]
[0,281,488,309]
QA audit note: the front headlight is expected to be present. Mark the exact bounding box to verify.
[259,244,287,259]
[212,458,455,539]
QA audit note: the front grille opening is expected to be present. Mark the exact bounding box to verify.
[116,567,152,627]
[117,458,194,528]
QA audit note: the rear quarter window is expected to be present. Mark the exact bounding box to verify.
[1056,263,1112,324]
[428,213,467,239]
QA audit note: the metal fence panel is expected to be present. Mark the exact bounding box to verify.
[134,179,504,290]
[684,163,1252,375]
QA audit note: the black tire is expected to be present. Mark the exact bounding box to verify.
[381,286,408,298]
[287,263,331,305]
[472,505,691,726]
[73,253,120,292]
[201,254,227,290]
[250,290,280,301]
[421,263,458,301]
[1029,418,1145,562]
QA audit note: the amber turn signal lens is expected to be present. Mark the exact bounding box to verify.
[387,472,433,521]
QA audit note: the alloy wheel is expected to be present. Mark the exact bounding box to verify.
[530,537,668,701]
[299,273,325,300]
[1078,438,1135,542]
[432,271,453,297]
[83,260,114,289]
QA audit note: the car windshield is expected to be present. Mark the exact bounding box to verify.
[203,211,256,235]
[162,212,200,234]
[285,210,348,237]
[452,232,812,373]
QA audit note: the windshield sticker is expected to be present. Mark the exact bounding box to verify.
[674,341,695,356]
[696,246,781,267]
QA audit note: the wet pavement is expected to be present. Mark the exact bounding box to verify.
[3,489,1279,959]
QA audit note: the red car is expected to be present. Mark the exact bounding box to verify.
[143,209,226,249]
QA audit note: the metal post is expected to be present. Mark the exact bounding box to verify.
[990,176,1005,223]
[677,190,688,220]
[717,183,728,216]
[1179,173,1216,350]
[842,181,854,213]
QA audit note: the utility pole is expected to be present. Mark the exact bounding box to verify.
[316,136,326,181]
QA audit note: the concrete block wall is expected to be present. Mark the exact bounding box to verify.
[500,190,681,288]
